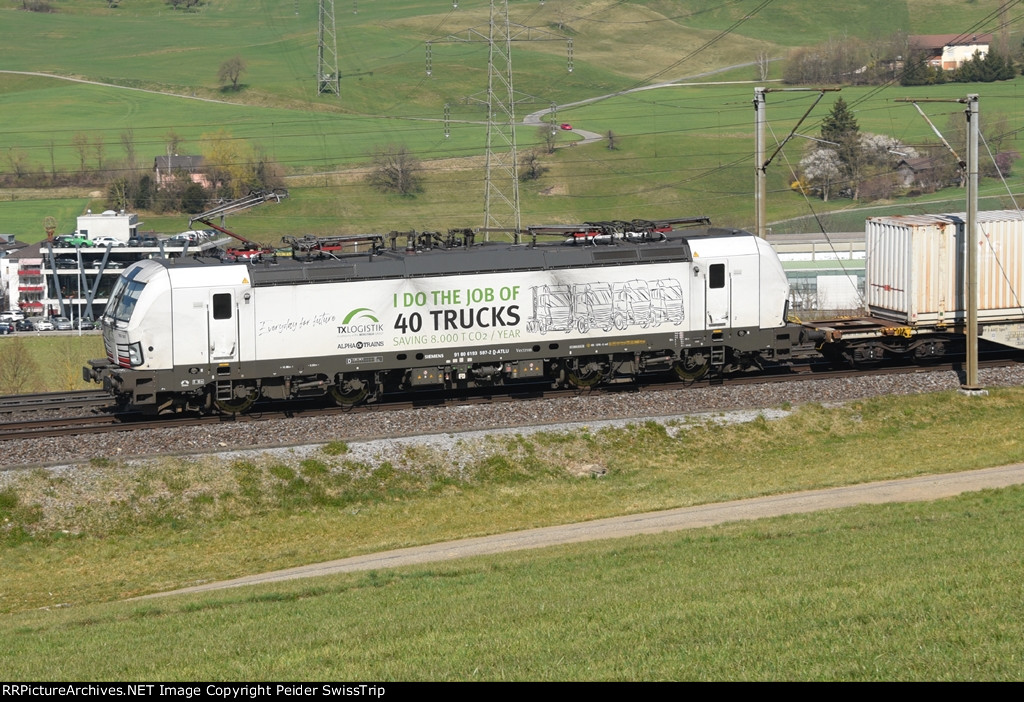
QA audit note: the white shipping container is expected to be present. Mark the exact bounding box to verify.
[865,211,1024,325]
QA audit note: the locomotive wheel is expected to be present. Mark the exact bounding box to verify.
[566,358,604,388]
[673,356,709,381]
[214,388,257,415]
[329,378,370,406]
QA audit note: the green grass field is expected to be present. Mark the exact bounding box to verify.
[2,389,1024,679]
[0,334,103,393]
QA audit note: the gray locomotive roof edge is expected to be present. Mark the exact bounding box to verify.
[155,227,754,286]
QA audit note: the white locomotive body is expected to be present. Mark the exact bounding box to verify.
[85,227,796,413]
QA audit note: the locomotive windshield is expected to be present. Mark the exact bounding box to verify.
[106,275,147,323]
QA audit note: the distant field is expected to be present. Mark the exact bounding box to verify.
[1,1,1021,239]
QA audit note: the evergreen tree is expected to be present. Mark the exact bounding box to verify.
[820,98,859,145]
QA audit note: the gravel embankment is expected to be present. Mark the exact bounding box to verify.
[3,365,1023,474]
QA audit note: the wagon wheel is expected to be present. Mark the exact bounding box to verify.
[567,358,604,389]
[673,355,709,382]
[214,387,257,415]
[329,377,370,406]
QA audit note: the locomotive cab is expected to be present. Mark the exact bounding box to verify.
[86,261,174,406]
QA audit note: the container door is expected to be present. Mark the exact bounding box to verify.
[209,290,238,362]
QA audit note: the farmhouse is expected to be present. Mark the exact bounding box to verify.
[908,34,992,70]
[154,154,212,190]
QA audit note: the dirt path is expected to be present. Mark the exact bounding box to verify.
[139,462,1024,599]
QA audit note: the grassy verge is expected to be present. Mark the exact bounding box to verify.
[2,481,1022,679]
[0,334,104,393]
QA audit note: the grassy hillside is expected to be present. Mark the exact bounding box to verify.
[1,0,1021,241]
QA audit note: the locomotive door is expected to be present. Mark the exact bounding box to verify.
[704,261,730,328]
[208,290,238,362]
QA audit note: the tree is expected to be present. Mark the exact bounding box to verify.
[820,97,859,146]
[93,134,105,173]
[953,49,1016,83]
[0,338,39,395]
[201,129,260,198]
[5,149,30,180]
[819,98,863,197]
[537,124,557,154]
[901,49,946,86]
[798,148,842,202]
[165,129,184,155]
[180,182,208,213]
[367,144,423,196]
[71,132,89,173]
[519,149,546,182]
[218,55,246,91]
[756,51,770,81]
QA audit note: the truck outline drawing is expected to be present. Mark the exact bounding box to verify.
[526,278,684,334]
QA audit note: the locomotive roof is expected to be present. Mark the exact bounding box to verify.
[156,227,757,287]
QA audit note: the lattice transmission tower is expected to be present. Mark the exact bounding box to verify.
[483,0,520,236]
[317,0,341,96]
[428,1,572,239]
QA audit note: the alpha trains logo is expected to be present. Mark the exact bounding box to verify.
[337,308,385,349]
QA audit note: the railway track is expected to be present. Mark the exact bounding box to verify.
[1,357,1019,448]
[0,390,111,414]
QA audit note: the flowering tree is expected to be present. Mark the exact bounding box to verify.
[799,148,842,202]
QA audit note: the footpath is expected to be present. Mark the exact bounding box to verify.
[139,463,1024,599]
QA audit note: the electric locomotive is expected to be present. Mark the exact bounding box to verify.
[84,225,797,414]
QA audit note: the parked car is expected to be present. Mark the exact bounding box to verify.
[53,234,93,247]
[28,317,54,331]
[54,257,80,269]
[14,319,35,331]
[74,317,96,331]
[0,322,13,335]
[173,230,205,243]
[1,310,25,323]
[50,316,73,331]
[91,236,127,247]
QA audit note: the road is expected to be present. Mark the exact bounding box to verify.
[138,462,1024,600]
[522,61,780,146]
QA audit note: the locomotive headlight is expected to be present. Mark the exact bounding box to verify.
[127,342,145,367]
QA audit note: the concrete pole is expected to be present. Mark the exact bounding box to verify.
[754,87,766,237]
[963,94,981,391]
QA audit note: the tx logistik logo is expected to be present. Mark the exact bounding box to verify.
[337,308,385,336]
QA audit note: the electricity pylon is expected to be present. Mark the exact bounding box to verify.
[428,1,572,239]
[318,0,341,96]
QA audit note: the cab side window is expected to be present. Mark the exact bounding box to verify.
[709,263,725,289]
[212,293,232,320]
